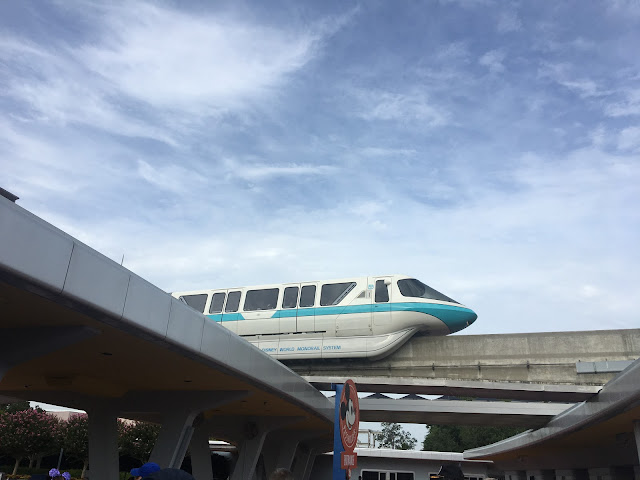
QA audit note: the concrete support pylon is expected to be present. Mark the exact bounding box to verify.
[261,434,298,475]
[275,438,299,472]
[87,406,119,480]
[227,417,303,480]
[292,447,314,480]
[300,451,316,480]
[149,409,198,468]
[634,421,640,465]
[128,391,249,471]
[230,426,268,480]
[189,425,213,480]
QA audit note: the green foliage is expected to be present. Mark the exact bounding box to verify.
[61,414,90,478]
[422,425,461,452]
[0,402,31,414]
[62,414,89,461]
[375,422,417,450]
[422,424,526,452]
[118,421,161,463]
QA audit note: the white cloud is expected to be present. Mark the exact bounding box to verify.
[357,147,417,157]
[76,2,325,113]
[478,49,506,74]
[136,160,207,193]
[222,158,338,181]
[537,63,610,99]
[433,42,471,64]
[607,0,640,17]
[580,285,600,298]
[605,87,640,117]
[0,39,178,145]
[497,11,522,33]
[355,90,450,126]
[617,126,640,151]
[0,1,349,145]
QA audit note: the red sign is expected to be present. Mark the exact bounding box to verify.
[338,379,360,452]
[340,451,358,469]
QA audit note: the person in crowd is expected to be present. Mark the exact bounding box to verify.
[141,468,195,480]
[130,462,161,480]
[268,468,294,480]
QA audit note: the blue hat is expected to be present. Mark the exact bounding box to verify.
[131,462,161,477]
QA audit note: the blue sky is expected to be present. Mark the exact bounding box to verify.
[2,0,640,341]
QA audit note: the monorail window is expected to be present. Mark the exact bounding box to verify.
[244,288,279,311]
[180,294,208,313]
[362,472,414,480]
[299,285,316,307]
[398,278,459,304]
[375,279,389,303]
[209,292,226,314]
[225,291,241,312]
[283,286,298,309]
[320,282,356,306]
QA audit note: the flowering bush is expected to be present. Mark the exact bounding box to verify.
[0,409,62,474]
[48,469,71,480]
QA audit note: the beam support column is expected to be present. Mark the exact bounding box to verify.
[189,425,213,480]
[123,391,249,471]
[88,406,119,480]
[634,421,640,466]
[275,439,299,472]
[230,425,268,480]
[293,447,315,480]
[149,409,199,468]
[262,436,298,476]
[225,417,302,480]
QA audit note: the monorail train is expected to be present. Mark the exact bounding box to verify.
[171,274,477,360]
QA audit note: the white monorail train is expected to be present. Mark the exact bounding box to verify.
[172,274,477,360]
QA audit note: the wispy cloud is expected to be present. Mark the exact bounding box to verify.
[605,87,640,117]
[617,126,640,152]
[354,89,450,126]
[479,49,506,74]
[497,11,522,33]
[76,2,325,113]
[538,62,607,98]
[223,158,338,181]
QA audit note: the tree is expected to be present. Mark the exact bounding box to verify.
[0,408,62,474]
[423,425,526,452]
[375,422,417,450]
[0,401,31,414]
[62,414,90,478]
[119,421,161,464]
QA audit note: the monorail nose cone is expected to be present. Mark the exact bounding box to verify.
[467,310,478,325]
[439,306,478,333]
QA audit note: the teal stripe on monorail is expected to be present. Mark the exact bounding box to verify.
[390,302,477,333]
[206,302,476,331]
[206,313,245,322]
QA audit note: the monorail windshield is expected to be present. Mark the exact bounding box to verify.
[398,278,459,304]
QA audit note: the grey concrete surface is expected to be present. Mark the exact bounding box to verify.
[464,357,640,470]
[289,329,640,389]
[304,376,601,402]
[359,398,575,427]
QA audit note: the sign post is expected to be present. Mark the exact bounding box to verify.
[333,380,359,480]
